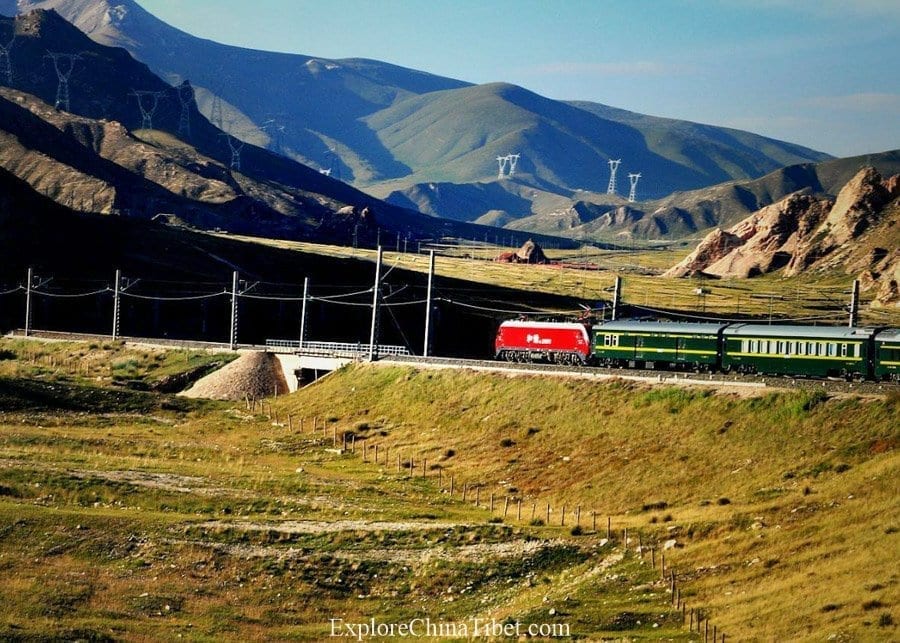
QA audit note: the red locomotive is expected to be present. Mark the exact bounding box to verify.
[494,320,591,365]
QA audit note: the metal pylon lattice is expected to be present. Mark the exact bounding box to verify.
[45,52,81,111]
[176,82,194,140]
[607,159,622,195]
[0,36,15,86]
[628,172,642,203]
[496,155,510,179]
[507,153,520,176]
[222,134,245,171]
[131,90,166,130]
[210,94,224,130]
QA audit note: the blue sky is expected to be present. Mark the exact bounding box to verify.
[136,0,900,158]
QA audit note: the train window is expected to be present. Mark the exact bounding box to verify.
[841,343,848,357]
[758,340,767,354]
[819,342,826,356]
[775,341,782,354]
[603,335,611,346]
[635,337,644,348]
[853,344,860,358]
[798,342,806,356]
[741,340,749,353]
[612,335,619,347]
[827,343,836,357]
[807,342,816,356]
[750,340,758,353]
[788,342,796,355]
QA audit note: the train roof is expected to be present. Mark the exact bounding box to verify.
[874,328,900,342]
[499,320,587,329]
[723,324,878,340]
[593,320,728,334]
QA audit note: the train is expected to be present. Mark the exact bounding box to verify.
[494,319,900,381]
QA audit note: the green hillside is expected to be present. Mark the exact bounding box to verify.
[5,0,831,202]
[0,343,894,641]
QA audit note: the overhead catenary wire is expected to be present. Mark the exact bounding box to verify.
[0,286,24,295]
[628,303,849,324]
[120,290,228,302]
[31,287,111,298]
[436,296,584,317]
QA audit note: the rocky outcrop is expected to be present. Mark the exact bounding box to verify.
[665,167,900,305]
[786,167,896,275]
[662,228,744,278]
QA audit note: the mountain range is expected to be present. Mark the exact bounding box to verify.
[1,0,832,210]
[0,9,579,249]
[663,166,900,305]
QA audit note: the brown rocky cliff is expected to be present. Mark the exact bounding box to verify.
[664,167,900,305]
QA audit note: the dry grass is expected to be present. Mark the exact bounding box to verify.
[0,339,690,641]
[214,233,900,325]
[273,364,899,641]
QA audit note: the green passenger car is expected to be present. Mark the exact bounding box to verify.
[721,324,875,378]
[873,329,900,381]
[592,321,726,370]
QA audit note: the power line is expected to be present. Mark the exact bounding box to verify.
[121,290,227,302]
[31,287,111,298]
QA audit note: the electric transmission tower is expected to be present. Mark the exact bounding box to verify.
[176,82,194,140]
[507,153,520,176]
[209,93,224,130]
[45,52,82,111]
[496,154,521,179]
[496,155,509,179]
[607,159,622,195]
[628,173,641,203]
[0,35,15,86]
[130,90,166,130]
[221,133,245,171]
[262,118,287,154]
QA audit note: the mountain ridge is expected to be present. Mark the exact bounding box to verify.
[1,0,831,204]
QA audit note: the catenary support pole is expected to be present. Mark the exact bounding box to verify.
[112,269,121,340]
[24,267,33,337]
[848,279,859,328]
[424,250,435,356]
[229,271,239,350]
[300,277,309,349]
[612,275,622,320]
[368,247,383,360]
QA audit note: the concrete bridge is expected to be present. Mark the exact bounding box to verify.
[266,340,411,391]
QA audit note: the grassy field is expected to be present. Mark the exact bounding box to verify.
[215,234,900,326]
[0,338,694,641]
[0,337,897,640]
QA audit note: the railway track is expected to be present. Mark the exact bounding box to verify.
[7,329,898,396]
